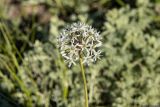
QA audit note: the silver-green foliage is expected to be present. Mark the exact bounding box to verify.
[101,1,160,107]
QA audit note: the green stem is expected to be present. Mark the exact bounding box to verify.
[62,69,68,101]
[79,54,88,107]
[56,49,68,101]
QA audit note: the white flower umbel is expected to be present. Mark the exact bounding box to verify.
[58,22,102,67]
[58,22,102,107]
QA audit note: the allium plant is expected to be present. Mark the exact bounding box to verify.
[58,22,102,107]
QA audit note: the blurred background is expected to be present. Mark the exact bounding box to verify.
[0,0,160,107]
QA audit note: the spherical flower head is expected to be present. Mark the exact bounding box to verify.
[58,22,102,67]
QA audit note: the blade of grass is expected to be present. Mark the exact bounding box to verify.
[1,22,39,89]
[1,61,32,107]
[0,22,33,107]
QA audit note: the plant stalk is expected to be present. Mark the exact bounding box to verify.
[79,54,88,107]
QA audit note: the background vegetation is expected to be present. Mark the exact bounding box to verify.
[0,0,160,107]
